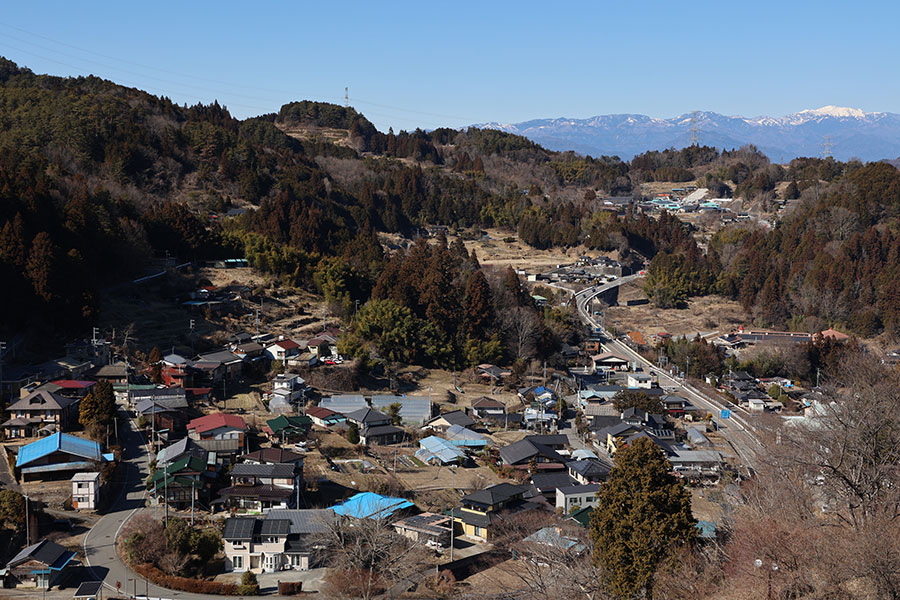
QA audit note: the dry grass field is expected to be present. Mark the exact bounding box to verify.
[606,282,746,339]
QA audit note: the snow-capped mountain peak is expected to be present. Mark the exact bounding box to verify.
[471,107,900,162]
[797,105,867,119]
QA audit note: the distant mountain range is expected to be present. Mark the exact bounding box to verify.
[474,106,900,162]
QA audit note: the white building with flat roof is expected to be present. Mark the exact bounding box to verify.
[71,472,100,510]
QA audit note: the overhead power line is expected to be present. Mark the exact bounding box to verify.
[0,21,483,126]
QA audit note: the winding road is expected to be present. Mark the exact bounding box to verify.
[82,404,216,600]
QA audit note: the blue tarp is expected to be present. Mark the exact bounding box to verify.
[329,492,413,520]
[416,436,466,464]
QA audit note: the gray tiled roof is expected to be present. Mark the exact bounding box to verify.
[266,509,336,534]
[231,463,296,478]
[6,390,76,412]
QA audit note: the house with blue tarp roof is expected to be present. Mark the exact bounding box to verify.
[329,492,414,520]
[444,424,490,447]
[416,436,467,465]
[15,432,111,482]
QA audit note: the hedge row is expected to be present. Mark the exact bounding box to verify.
[278,581,304,595]
[132,563,240,596]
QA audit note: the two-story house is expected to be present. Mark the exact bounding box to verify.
[345,408,404,445]
[223,509,335,573]
[265,339,301,363]
[71,472,101,511]
[567,458,612,484]
[223,517,290,573]
[269,374,307,406]
[3,390,79,438]
[218,463,298,513]
[470,397,506,420]
[451,483,543,541]
[556,483,601,513]
[188,413,247,446]
[150,454,214,507]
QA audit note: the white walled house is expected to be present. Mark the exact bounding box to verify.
[265,339,301,362]
[223,517,289,573]
[71,472,100,510]
[223,510,334,573]
[556,483,600,513]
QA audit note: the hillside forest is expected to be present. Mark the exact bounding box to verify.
[2,57,900,363]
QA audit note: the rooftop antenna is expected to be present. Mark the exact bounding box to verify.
[689,111,700,146]
[344,87,349,108]
[822,136,833,159]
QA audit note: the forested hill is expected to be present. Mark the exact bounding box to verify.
[3,57,900,345]
[0,58,677,340]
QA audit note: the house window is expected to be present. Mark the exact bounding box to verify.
[233,541,244,549]
[290,554,303,567]
[232,555,243,570]
[474,526,484,538]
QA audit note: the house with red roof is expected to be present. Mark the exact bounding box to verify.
[188,413,247,445]
[306,406,345,428]
[814,328,850,341]
[48,380,96,399]
[265,339,302,362]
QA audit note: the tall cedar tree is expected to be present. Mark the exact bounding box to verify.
[25,231,57,302]
[590,437,696,599]
[93,380,116,422]
[79,392,102,429]
[463,270,494,339]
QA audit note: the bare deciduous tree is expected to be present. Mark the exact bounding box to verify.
[316,514,432,600]
[502,306,541,360]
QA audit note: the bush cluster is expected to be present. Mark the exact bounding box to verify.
[278,581,304,595]
[132,563,238,595]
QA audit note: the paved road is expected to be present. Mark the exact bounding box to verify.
[573,279,762,470]
[81,404,223,600]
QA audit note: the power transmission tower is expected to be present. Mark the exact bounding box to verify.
[822,136,834,158]
[689,110,700,146]
[344,87,349,108]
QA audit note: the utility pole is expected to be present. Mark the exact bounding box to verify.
[0,341,5,403]
[189,319,195,355]
[163,454,169,527]
[24,494,29,545]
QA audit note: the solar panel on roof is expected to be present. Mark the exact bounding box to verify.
[74,582,104,598]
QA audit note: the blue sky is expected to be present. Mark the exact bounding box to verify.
[1,1,898,131]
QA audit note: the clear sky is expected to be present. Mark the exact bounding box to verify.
[1,1,898,132]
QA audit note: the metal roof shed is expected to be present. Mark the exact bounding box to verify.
[416,436,466,465]
[444,424,490,447]
[319,395,368,414]
[373,395,433,425]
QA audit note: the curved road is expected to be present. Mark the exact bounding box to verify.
[574,278,762,469]
[83,405,217,600]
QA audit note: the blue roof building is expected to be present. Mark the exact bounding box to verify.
[329,492,414,520]
[15,432,111,481]
[416,436,467,465]
[444,424,490,447]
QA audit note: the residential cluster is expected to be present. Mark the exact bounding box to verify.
[0,309,736,593]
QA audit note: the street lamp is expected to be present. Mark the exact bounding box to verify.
[754,559,778,600]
